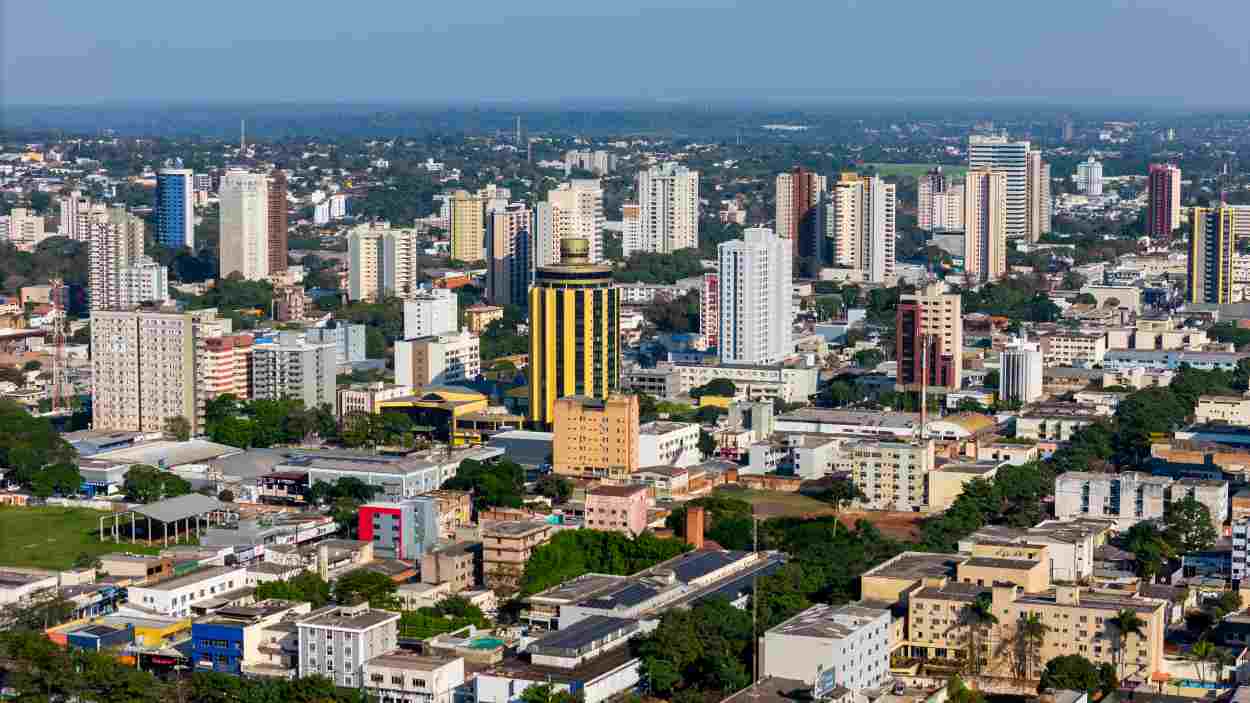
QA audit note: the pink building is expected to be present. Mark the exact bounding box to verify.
[700,273,719,349]
[585,484,649,536]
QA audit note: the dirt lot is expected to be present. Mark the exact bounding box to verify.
[712,486,926,540]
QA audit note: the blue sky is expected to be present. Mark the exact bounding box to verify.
[4,0,1248,106]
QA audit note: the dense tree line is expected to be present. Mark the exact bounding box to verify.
[520,529,690,595]
[615,249,707,285]
[442,458,526,510]
[0,399,80,496]
[0,237,90,293]
[959,275,1061,322]
[205,394,336,449]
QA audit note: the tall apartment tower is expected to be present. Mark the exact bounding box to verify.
[824,173,896,283]
[700,272,719,350]
[1189,207,1237,304]
[403,288,458,339]
[999,340,1043,404]
[267,172,289,275]
[155,169,195,249]
[932,185,965,231]
[775,167,826,263]
[895,281,963,393]
[251,332,337,410]
[963,168,1008,284]
[347,223,422,301]
[621,203,642,259]
[636,163,699,254]
[1076,157,1103,196]
[89,205,167,311]
[449,189,487,263]
[1025,149,1052,243]
[58,190,92,241]
[90,309,220,434]
[218,170,270,280]
[917,168,946,231]
[718,227,793,366]
[486,203,532,307]
[967,134,1029,239]
[1148,164,1182,238]
[534,179,604,268]
[528,238,619,429]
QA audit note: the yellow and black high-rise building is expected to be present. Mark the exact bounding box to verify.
[528,238,619,428]
[1189,207,1236,304]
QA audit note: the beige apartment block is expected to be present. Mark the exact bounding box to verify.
[449,189,487,263]
[1195,395,1250,426]
[928,462,1000,512]
[846,439,935,512]
[482,521,552,592]
[1040,331,1107,367]
[552,394,640,480]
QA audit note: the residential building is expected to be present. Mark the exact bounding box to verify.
[403,288,458,339]
[528,238,620,428]
[846,439,935,512]
[155,169,195,249]
[929,462,1001,511]
[963,167,1008,282]
[667,361,818,404]
[191,599,311,675]
[89,204,161,311]
[1054,471,1228,529]
[482,521,553,591]
[585,485,649,536]
[363,652,465,703]
[552,394,640,480]
[1148,164,1182,238]
[999,340,1043,404]
[917,167,945,231]
[699,273,719,349]
[564,149,617,176]
[90,309,221,434]
[895,281,963,392]
[1040,332,1107,367]
[1015,404,1102,442]
[274,285,308,322]
[464,304,504,334]
[306,322,368,365]
[358,497,441,560]
[638,421,701,468]
[1025,149,1052,243]
[1233,517,1250,581]
[1196,395,1250,426]
[58,191,91,241]
[348,223,423,301]
[200,334,254,400]
[1190,206,1237,304]
[636,163,699,254]
[824,173,896,283]
[297,603,400,689]
[967,134,1029,239]
[421,541,480,592]
[486,203,532,307]
[449,189,488,263]
[932,184,965,231]
[621,202,643,258]
[719,227,793,365]
[267,172,288,275]
[251,332,337,410]
[775,167,826,263]
[535,179,605,266]
[1103,349,1249,372]
[959,519,1115,583]
[337,382,412,419]
[395,332,481,387]
[761,604,891,693]
[218,170,270,280]
[128,566,247,617]
[117,257,169,310]
[1076,157,1103,196]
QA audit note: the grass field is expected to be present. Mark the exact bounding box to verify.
[865,163,968,180]
[0,506,159,570]
[712,487,926,540]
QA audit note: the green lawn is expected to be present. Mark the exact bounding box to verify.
[0,506,159,570]
[865,163,968,180]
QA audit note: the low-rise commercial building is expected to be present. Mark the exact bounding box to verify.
[296,603,401,689]
[637,421,701,468]
[364,652,465,703]
[1040,332,1107,367]
[775,409,920,439]
[278,448,477,499]
[585,485,649,536]
[928,462,1001,512]
[1015,403,1104,442]
[760,604,892,693]
[128,566,247,618]
[191,599,310,676]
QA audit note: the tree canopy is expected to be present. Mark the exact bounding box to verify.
[442,458,526,509]
[520,529,690,595]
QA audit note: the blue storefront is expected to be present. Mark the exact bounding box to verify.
[191,620,246,674]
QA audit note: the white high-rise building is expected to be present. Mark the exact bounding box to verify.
[534,179,604,267]
[1076,157,1104,196]
[968,134,1029,240]
[251,332,337,410]
[403,289,458,339]
[999,340,1043,405]
[964,168,1008,284]
[718,227,792,365]
[218,170,270,280]
[57,191,91,241]
[823,173,895,283]
[395,331,481,388]
[89,205,166,311]
[347,223,422,301]
[621,203,643,259]
[636,163,699,254]
[931,185,965,231]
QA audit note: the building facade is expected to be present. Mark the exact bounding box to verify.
[699,273,719,349]
[895,281,963,392]
[348,223,423,301]
[775,167,826,263]
[1025,149,1052,243]
[636,163,699,254]
[219,169,270,281]
[1148,164,1182,238]
[968,134,1029,240]
[847,439,935,512]
[963,167,1008,283]
[1076,157,1103,196]
[486,204,533,307]
[761,604,891,693]
[251,332,337,410]
[552,394,640,480]
[585,485,649,536]
[267,172,289,275]
[1190,206,1237,304]
[718,227,793,365]
[1054,471,1228,530]
[155,169,195,249]
[534,179,605,266]
[297,603,400,689]
[394,332,481,388]
[638,421,702,468]
[403,289,458,339]
[999,340,1043,404]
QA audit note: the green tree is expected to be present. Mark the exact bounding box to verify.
[519,684,582,703]
[853,348,885,368]
[690,378,736,399]
[698,429,716,458]
[442,458,525,509]
[122,464,192,503]
[163,415,192,441]
[955,593,998,675]
[947,676,985,703]
[254,571,333,607]
[30,461,81,498]
[983,369,1000,391]
[535,474,573,504]
[1003,612,1050,681]
[333,569,400,609]
[1164,496,1218,553]
[22,360,42,372]
[1038,654,1116,695]
[1107,609,1146,679]
[1190,639,1217,684]
[520,530,690,595]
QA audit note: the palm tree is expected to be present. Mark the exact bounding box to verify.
[1108,609,1147,680]
[1012,612,1049,681]
[1190,639,1216,685]
[959,594,999,675]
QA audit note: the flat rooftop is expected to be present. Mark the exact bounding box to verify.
[962,556,1039,570]
[863,552,960,582]
[526,574,628,605]
[769,603,889,639]
[530,615,637,654]
[137,565,240,592]
[640,421,695,435]
[778,408,920,429]
[91,439,241,467]
[366,652,460,671]
[934,462,999,475]
[299,605,401,631]
[483,520,550,538]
